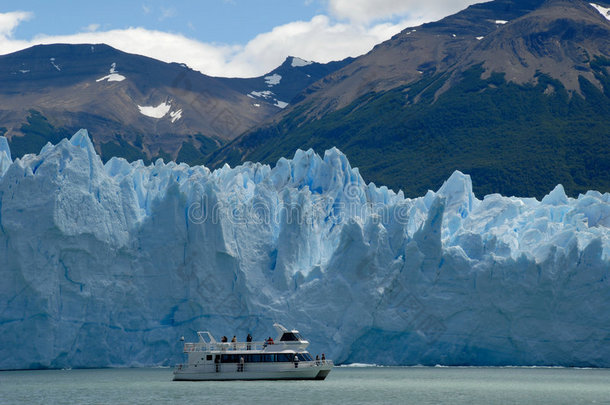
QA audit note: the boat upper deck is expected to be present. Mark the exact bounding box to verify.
[184,340,287,353]
[184,327,310,354]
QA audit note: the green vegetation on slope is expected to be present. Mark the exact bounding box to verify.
[100,134,149,163]
[6,110,222,166]
[8,110,72,158]
[176,134,221,166]
[232,60,610,199]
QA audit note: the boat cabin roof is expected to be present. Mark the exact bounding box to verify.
[187,323,309,354]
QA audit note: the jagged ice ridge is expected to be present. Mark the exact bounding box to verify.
[0,130,609,369]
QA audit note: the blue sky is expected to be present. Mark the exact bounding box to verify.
[1,1,479,77]
[12,0,325,44]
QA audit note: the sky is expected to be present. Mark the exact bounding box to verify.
[0,0,479,78]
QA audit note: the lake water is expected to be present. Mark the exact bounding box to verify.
[1,366,609,404]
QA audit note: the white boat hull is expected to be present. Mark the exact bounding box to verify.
[173,362,332,381]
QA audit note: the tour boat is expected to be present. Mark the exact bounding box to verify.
[173,323,333,381]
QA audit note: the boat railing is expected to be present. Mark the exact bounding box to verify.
[184,341,267,352]
[297,360,334,368]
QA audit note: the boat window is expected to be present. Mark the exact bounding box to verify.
[276,353,293,362]
[297,353,313,361]
[280,332,302,341]
[221,354,241,363]
[206,355,213,361]
[238,354,278,363]
[221,353,308,363]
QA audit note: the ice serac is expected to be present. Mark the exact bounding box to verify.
[1,130,609,370]
[0,136,11,176]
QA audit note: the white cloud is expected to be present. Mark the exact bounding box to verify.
[0,12,418,77]
[227,15,422,77]
[83,23,100,32]
[0,11,33,38]
[0,2,476,78]
[327,0,478,24]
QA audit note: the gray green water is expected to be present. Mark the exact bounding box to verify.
[1,366,609,404]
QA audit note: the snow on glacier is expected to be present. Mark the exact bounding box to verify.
[0,129,609,370]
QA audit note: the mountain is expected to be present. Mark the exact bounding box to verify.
[0,44,350,165]
[1,130,609,369]
[209,0,610,199]
[218,56,353,109]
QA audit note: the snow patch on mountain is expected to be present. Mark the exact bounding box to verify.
[291,57,313,67]
[169,109,183,123]
[0,130,609,370]
[249,90,288,109]
[138,102,172,118]
[590,3,610,20]
[249,90,274,99]
[96,73,125,82]
[264,73,282,86]
[49,57,61,71]
[96,62,126,82]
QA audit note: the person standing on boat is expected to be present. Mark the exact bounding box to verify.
[294,354,299,368]
[246,333,252,350]
[321,353,326,363]
[231,336,237,350]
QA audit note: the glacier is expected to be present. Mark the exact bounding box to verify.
[0,129,609,370]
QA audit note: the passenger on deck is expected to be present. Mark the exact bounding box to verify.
[246,334,252,350]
